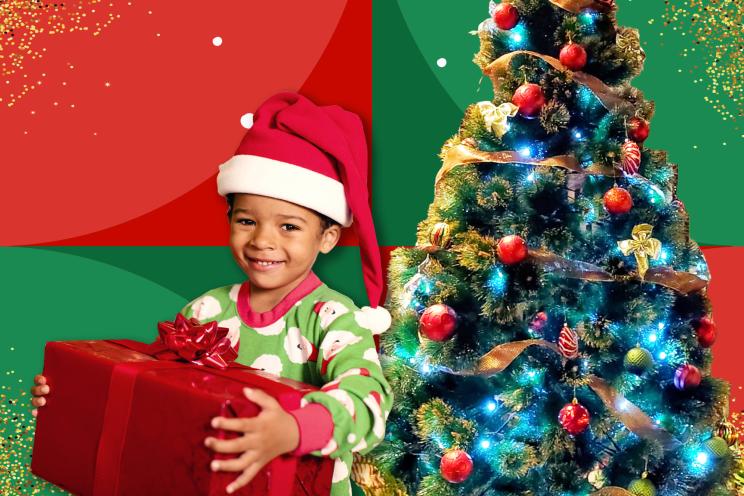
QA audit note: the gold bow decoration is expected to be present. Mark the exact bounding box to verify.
[475,101,519,138]
[618,224,662,280]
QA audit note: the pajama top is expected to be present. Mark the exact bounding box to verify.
[179,271,393,496]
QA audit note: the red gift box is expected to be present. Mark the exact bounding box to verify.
[31,339,334,496]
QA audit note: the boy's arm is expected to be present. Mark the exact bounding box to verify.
[289,307,393,459]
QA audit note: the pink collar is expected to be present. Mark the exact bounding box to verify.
[236,271,322,328]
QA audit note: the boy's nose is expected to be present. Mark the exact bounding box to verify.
[250,225,276,249]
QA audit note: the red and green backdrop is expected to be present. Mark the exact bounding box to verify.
[1,0,741,493]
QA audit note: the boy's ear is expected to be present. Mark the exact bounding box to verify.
[319,225,342,254]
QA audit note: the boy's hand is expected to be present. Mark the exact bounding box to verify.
[30,374,50,418]
[205,388,300,494]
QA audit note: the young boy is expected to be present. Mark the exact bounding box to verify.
[31,92,394,496]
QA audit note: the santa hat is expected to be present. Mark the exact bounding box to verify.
[217,92,391,333]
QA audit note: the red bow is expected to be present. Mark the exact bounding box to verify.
[155,314,238,369]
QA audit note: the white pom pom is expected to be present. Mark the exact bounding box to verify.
[356,306,392,335]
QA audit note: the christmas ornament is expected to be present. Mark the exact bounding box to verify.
[603,186,633,215]
[695,316,718,348]
[440,449,473,483]
[618,224,662,280]
[674,364,702,391]
[624,346,654,375]
[512,83,546,118]
[492,3,519,30]
[429,222,452,249]
[529,311,548,334]
[476,101,518,138]
[497,234,528,264]
[559,41,587,71]
[705,436,731,459]
[588,463,608,489]
[621,139,641,175]
[627,117,650,143]
[716,420,739,447]
[419,304,458,341]
[558,323,579,359]
[558,398,590,435]
[628,475,657,496]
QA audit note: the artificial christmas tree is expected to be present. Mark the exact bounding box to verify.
[367,0,743,494]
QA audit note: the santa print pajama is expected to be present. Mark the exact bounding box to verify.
[180,271,394,496]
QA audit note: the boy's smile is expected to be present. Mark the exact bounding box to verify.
[229,193,341,312]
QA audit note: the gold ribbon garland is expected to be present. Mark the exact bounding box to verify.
[351,454,408,496]
[548,0,614,14]
[590,488,635,496]
[529,249,708,295]
[483,50,637,113]
[445,338,681,451]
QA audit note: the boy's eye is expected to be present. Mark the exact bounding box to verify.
[236,218,255,226]
[282,224,300,231]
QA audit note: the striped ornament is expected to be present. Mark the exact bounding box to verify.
[621,139,641,176]
[558,323,579,359]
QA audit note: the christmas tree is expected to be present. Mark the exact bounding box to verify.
[367,0,744,495]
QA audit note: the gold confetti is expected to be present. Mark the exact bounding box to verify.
[1,382,65,494]
[1,1,122,107]
[661,0,743,124]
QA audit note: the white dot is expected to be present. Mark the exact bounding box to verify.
[212,36,223,47]
[436,58,447,68]
[240,112,254,129]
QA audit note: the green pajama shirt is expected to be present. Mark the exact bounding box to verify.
[179,272,393,496]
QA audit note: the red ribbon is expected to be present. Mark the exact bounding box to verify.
[92,335,299,496]
[153,313,239,370]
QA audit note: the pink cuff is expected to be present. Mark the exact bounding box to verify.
[288,403,334,456]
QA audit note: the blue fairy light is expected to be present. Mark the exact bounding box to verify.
[648,333,658,343]
[506,24,528,49]
[479,438,492,450]
[487,266,508,295]
[486,400,498,412]
[519,146,533,158]
[658,322,666,330]
[696,451,709,464]
[420,362,432,374]
[658,351,668,361]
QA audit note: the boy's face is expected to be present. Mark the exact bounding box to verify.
[229,193,341,292]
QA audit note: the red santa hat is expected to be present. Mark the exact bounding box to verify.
[217,92,391,333]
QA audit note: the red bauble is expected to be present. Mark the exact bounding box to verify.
[558,323,579,359]
[674,364,702,390]
[695,316,718,348]
[497,235,529,264]
[529,311,548,334]
[603,187,633,215]
[620,140,641,175]
[492,3,519,30]
[558,400,590,435]
[512,83,546,118]
[440,449,474,483]
[559,42,587,71]
[627,117,651,143]
[419,304,458,341]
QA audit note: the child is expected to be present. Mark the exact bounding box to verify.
[31,92,394,496]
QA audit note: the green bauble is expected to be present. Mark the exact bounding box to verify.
[705,436,731,459]
[627,477,657,496]
[624,347,654,375]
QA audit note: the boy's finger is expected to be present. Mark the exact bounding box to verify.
[31,409,38,418]
[211,416,259,433]
[31,397,46,407]
[205,433,257,454]
[211,450,258,473]
[226,462,265,494]
[34,375,46,385]
[243,388,279,410]
[31,385,49,396]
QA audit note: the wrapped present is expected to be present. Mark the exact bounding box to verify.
[31,315,333,496]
